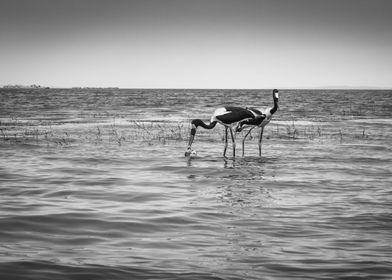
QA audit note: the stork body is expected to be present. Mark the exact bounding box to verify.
[185,89,279,157]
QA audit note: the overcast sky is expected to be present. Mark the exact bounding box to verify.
[1,0,391,88]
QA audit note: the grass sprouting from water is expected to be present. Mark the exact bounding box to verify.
[0,116,377,147]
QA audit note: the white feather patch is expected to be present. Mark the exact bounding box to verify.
[211,107,229,122]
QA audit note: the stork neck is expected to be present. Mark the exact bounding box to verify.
[270,97,279,115]
[191,119,217,129]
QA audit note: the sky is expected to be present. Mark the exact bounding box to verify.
[1,0,391,89]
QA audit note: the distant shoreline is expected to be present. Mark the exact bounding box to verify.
[1,85,391,90]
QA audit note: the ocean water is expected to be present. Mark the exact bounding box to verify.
[0,88,391,279]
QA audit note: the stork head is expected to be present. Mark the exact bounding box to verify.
[191,119,203,128]
[273,89,279,100]
[270,89,279,115]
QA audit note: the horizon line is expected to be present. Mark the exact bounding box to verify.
[1,85,391,90]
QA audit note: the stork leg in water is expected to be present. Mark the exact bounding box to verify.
[223,127,228,157]
[258,127,264,157]
[241,127,255,157]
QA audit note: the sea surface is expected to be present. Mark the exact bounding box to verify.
[0,88,391,279]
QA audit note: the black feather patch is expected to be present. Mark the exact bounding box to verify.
[237,114,266,131]
[216,107,255,124]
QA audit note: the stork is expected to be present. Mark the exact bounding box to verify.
[236,89,279,156]
[185,89,279,157]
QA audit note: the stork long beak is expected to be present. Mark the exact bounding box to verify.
[187,134,195,149]
[185,124,197,156]
[188,124,197,147]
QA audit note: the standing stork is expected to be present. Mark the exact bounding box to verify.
[185,89,279,157]
[236,89,279,156]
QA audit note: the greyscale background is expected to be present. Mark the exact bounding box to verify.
[1,1,392,280]
[1,0,392,89]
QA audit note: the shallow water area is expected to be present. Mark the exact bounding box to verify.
[1,88,392,279]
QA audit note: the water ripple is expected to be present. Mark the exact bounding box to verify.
[1,89,391,279]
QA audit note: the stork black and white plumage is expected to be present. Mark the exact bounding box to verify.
[185,106,254,157]
[236,89,279,156]
[185,89,279,157]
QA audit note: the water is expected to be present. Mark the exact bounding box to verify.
[0,88,391,279]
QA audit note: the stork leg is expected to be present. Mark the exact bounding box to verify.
[258,127,264,157]
[242,127,254,157]
[223,127,228,157]
[229,127,236,157]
